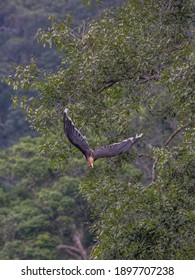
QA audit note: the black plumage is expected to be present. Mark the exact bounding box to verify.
[63,108,143,168]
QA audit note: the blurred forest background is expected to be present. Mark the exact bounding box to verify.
[0,0,195,259]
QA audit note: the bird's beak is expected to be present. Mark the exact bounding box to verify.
[88,156,94,168]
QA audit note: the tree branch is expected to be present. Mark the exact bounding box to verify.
[57,244,82,259]
[139,74,159,84]
[162,124,188,148]
[138,153,153,160]
[72,233,87,260]
[98,80,118,94]
[57,244,80,254]
[147,124,188,187]
[57,232,87,259]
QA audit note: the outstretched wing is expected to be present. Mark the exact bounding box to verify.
[93,133,143,160]
[63,108,90,156]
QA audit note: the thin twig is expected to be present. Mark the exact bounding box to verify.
[162,124,188,148]
[138,153,153,160]
[98,80,118,94]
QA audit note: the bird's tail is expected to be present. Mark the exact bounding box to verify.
[135,133,143,139]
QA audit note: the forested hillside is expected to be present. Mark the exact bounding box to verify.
[0,0,123,148]
[0,0,124,259]
[1,0,195,260]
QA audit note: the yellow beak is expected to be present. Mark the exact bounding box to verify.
[88,156,94,168]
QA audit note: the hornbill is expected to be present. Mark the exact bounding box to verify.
[63,108,143,168]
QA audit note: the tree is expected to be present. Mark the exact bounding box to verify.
[4,0,195,259]
[0,0,123,149]
[0,136,89,259]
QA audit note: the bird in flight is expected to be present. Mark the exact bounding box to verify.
[63,108,143,168]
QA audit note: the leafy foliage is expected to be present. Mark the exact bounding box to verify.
[0,136,89,259]
[82,138,195,259]
[0,0,123,149]
[3,0,195,259]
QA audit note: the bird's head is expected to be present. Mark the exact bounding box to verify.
[87,156,94,168]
